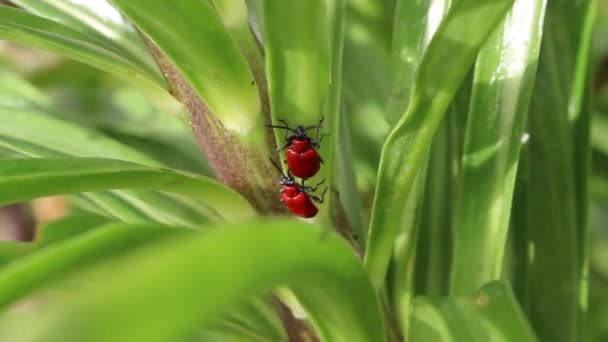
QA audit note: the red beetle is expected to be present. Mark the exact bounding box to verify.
[270,158,327,218]
[266,117,326,179]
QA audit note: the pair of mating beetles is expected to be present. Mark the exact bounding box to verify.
[267,118,327,218]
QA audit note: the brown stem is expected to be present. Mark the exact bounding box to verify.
[0,204,34,241]
[141,35,284,214]
[272,296,319,342]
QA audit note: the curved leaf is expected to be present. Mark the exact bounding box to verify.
[3,221,386,342]
[364,0,515,290]
[409,281,537,342]
[0,222,182,310]
[386,0,450,124]
[10,0,158,78]
[0,5,164,90]
[109,0,262,138]
[0,158,256,222]
[450,0,547,293]
[0,106,216,226]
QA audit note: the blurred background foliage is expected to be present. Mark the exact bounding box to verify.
[0,0,605,341]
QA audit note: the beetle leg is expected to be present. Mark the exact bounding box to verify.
[310,187,328,204]
[303,178,326,192]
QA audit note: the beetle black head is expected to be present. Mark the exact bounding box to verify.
[269,157,296,186]
[292,126,308,139]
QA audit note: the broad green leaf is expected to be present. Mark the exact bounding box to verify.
[109,0,262,140]
[3,221,386,342]
[0,5,164,90]
[386,0,450,124]
[522,1,595,341]
[0,222,182,310]
[449,0,547,293]
[365,0,515,290]
[10,0,158,77]
[409,281,538,342]
[0,158,256,222]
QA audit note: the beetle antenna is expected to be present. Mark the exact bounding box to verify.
[269,157,286,178]
[266,124,296,132]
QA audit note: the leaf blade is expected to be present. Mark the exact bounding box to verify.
[364,0,515,290]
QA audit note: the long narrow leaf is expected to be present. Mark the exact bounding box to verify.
[522,1,595,340]
[386,0,450,124]
[409,281,537,341]
[0,158,256,222]
[0,5,164,90]
[449,0,547,293]
[10,0,158,78]
[365,0,515,290]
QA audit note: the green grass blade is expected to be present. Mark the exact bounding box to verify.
[0,5,164,89]
[364,0,515,290]
[0,222,182,310]
[325,0,358,238]
[0,107,216,226]
[0,108,159,165]
[109,0,262,140]
[409,281,537,342]
[209,0,266,92]
[522,1,595,340]
[10,0,159,78]
[386,0,450,124]
[4,221,386,342]
[449,0,547,294]
[0,158,256,222]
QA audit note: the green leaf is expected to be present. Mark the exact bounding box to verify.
[386,0,450,124]
[36,213,111,246]
[0,108,159,165]
[2,221,386,342]
[0,105,217,225]
[409,281,538,342]
[0,222,182,310]
[262,0,332,222]
[109,0,262,139]
[522,1,595,341]
[0,158,256,222]
[365,0,515,290]
[0,242,31,267]
[263,0,329,126]
[449,0,547,293]
[0,5,164,90]
[209,0,265,90]
[9,0,158,77]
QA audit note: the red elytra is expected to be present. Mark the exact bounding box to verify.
[270,158,327,218]
[266,118,326,179]
[281,184,319,218]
